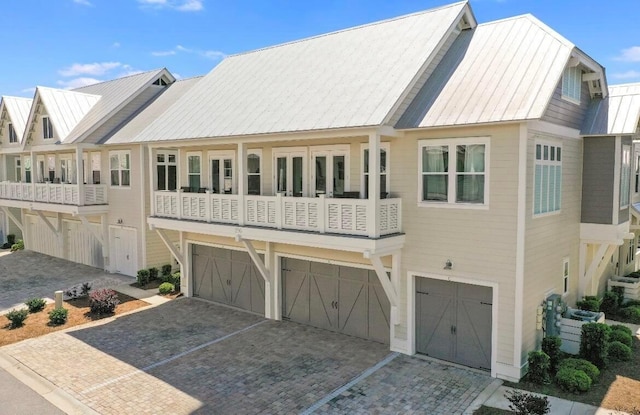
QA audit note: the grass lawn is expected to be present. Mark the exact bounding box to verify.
[1,293,149,347]
[505,337,640,413]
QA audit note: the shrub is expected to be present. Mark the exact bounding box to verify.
[505,389,550,415]
[609,330,633,347]
[89,289,120,315]
[169,271,181,288]
[137,269,150,286]
[48,308,68,325]
[148,267,159,281]
[7,234,16,245]
[555,367,592,393]
[542,336,562,374]
[161,264,172,278]
[10,239,24,251]
[600,291,620,315]
[5,309,28,328]
[577,296,600,312]
[621,306,640,324]
[25,297,46,313]
[579,323,610,368]
[609,341,632,361]
[612,286,626,307]
[624,300,640,308]
[558,358,599,383]
[159,282,175,295]
[610,324,633,337]
[526,351,551,384]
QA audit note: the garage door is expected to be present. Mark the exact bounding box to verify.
[65,220,103,268]
[416,278,492,370]
[282,257,390,344]
[25,214,61,258]
[192,245,265,315]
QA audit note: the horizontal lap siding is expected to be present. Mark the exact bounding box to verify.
[541,77,590,130]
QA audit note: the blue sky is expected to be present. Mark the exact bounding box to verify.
[2,0,639,97]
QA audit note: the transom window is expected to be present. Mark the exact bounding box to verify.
[110,151,131,187]
[561,66,582,104]
[8,123,17,143]
[621,145,631,208]
[156,151,177,191]
[419,138,488,206]
[43,117,53,139]
[534,142,562,215]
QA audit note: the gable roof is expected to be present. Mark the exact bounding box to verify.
[134,1,474,142]
[581,83,640,136]
[396,14,604,129]
[0,96,33,141]
[105,76,203,144]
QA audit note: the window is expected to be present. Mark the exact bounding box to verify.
[23,157,31,183]
[635,153,640,194]
[187,152,201,190]
[156,151,177,191]
[209,151,234,194]
[562,258,569,295]
[247,151,261,195]
[60,156,73,184]
[419,138,488,205]
[627,237,636,266]
[110,151,130,187]
[42,117,53,139]
[47,155,55,182]
[534,142,562,215]
[311,145,348,197]
[621,145,631,208]
[8,123,17,143]
[561,66,582,104]
[15,158,21,182]
[363,143,389,198]
[91,153,101,184]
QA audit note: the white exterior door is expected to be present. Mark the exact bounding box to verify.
[64,220,103,268]
[311,146,349,197]
[209,151,235,194]
[110,227,137,277]
[274,149,307,197]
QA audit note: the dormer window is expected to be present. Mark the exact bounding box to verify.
[152,78,168,86]
[43,117,53,139]
[8,123,17,143]
[561,66,582,104]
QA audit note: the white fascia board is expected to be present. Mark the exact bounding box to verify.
[580,222,630,245]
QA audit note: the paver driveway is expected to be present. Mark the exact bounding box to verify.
[0,250,131,312]
[2,298,492,414]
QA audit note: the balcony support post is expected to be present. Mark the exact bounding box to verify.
[367,131,381,238]
[237,142,246,226]
[30,151,36,201]
[76,147,85,206]
[148,146,156,217]
[1,206,22,233]
[34,210,60,237]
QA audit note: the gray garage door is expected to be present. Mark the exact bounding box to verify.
[192,245,265,315]
[416,278,492,370]
[282,257,390,344]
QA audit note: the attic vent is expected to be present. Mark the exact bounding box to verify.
[457,15,471,31]
[153,78,168,86]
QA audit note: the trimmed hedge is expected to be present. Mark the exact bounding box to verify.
[555,367,592,393]
[159,282,175,295]
[527,351,551,384]
[579,323,610,368]
[609,330,633,347]
[608,341,632,362]
[542,336,562,374]
[557,358,599,383]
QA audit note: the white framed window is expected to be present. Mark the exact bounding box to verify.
[627,237,636,266]
[23,157,32,183]
[419,137,489,206]
[311,145,349,197]
[561,66,582,104]
[562,257,569,295]
[273,147,307,197]
[156,151,177,191]
[59,155,73,184]
[47,155,56,182]
[362,143,389,198]
[208,151,235,194]
[247,150,262,196]
[534,141,562,216]
[621,145,631,208]
[42,116,53,139]
[8,123,17,143]
[186,152,201,191]
[635,153,640,194]
[91,152,101,184]
[109,151,130,187]
[15,157,22,182]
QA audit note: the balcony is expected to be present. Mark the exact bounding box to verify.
[152,190,402,238]
[0,181,109,214]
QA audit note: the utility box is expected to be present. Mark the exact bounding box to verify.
[545,294,563,337]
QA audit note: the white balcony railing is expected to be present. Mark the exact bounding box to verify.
[0,182,108,206]
[153,190,402,237]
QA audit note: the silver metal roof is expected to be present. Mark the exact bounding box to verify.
[396,14,576,129]
[106,77,202,144]
[0,96,33,141]
[133,2,471,142]
[581,83,640,136]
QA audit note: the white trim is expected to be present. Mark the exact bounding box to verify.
[185,151,202,190]
[527,120,581,140]
[562,256,570,296]
[360,142,390,198]
[108,150,131,188]
[272,146,308,197]
[207,150,236,194]
[532,137,562,216]
[310,144,350,197]
[407,271,499,378]
[514,124,527,369]
[621,143,631,209]
[247,149,263,196]
[613,137,621,223]
[140,146,148,269]
[155,149,178,191]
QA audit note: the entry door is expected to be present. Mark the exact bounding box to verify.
[110,227,137,276]
[416,278,492,370]
[209,152,234,194]
[311,150,347,197]
[274,150,306,197]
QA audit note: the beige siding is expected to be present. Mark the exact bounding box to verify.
[7,207,22,240]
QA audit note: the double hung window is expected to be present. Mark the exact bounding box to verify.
[534,142,562,215]
[110,151,131,187]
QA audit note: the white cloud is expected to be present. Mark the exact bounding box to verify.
[202,50,225,60]
[112,42,121,48]
[611,70,640,80]
[57,77,102,89]
[118,65,144,77]
[152,44,225,61]
[615,46,640,62]
[138,0,203,12]
[151,50,177,57]
[73,0,93,5]
[59,62,122,77]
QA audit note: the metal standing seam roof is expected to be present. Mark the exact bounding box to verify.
[132,1,471,143]
[396,14,578,129]
[104,76,203,144]
[0,96,33,141]
[581,83,640,136]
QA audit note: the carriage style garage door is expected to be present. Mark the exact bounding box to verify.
[25,214,62,258]
[282,257,390,344]
[192,245,265,315]
[64,220,103,269]
[416,278,492,370]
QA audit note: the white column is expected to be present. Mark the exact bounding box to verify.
[75,147,84,205]
[264,241,274,319]
[148,146,156,217]
[30,151,36,200]
[237,142,246,226]
[367,132,381,238]
[101,213,109,270]
[1,154,6,181]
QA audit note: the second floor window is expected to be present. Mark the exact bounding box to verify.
[8,123,17,143]
[156,152,177,191]
[561,66,582,104]
[621,145,631,208]
[110,151,130,187]
[635,153,640,194]
[363,143,389,198]
[43,117,53,139]
[247,151,262,195]
[187,153,201,191]
[534,142,562,215]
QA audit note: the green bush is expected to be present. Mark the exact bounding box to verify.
[10,239,24,251]
[542,336,562,374]
[5,309,28,328]
[161,264,173,278]
[89,289,120,314]
[621,306,640,324]
[7,234,16,245]
[608,341,632,361]
[527,351,551,384]
[612,286,626,306]
[624,300,640,307]
[168,271,181,288]
[505,389,550,415]
[610,324,633,337]
[555,367,592,393]
[48,308,68,326]
[25,298,46,313]
[577,296,600,312]
[159,282,175,295]
[579,323,610,368]
[148,267,159,281]
[609,330,633,347]
[558,358,599,383]
[600,291,620,315]
[137,269,150,286]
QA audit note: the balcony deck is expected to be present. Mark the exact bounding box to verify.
[0,182,108,214]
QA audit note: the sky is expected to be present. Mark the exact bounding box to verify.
[1,0,640,97]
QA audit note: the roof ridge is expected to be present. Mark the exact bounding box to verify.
[226,1,468,59]
[37,85,101,98]
[479,14,575,49]
[1,96,33,101]
[174,75,205,82]
[72,68,166,91]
